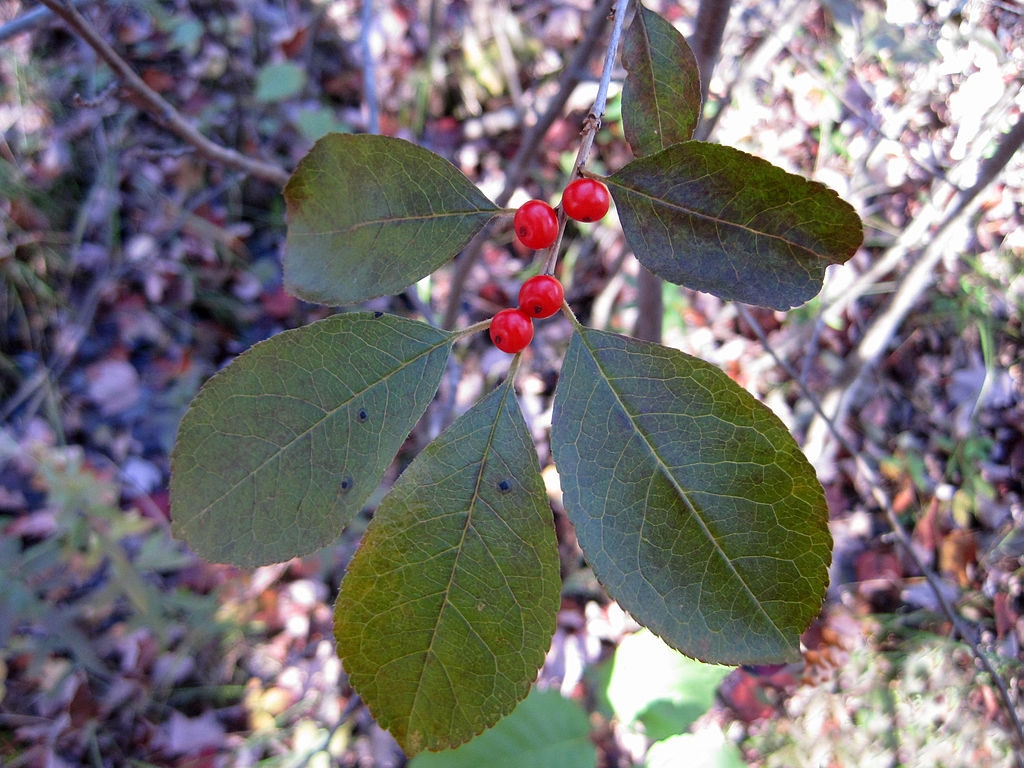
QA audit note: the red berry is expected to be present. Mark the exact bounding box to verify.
[518,275,564,319]
[513,200,558,249]
[562,178,610,222]
[489,308,534,353]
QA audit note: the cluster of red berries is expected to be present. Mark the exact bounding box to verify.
[489,275,564,353]
[489,179,610,354]
[511,178,611,250]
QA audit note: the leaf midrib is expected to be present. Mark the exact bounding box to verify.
[407,377,515,734]
[292,207,499,239]
[635,7,666,154]
[188,330,453,525]
[606,170,829,262]
[576,329,790,647]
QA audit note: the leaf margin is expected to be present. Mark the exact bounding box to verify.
[169,311,454,567]
[621,2,703,156]
[283,133,504,306]
[550,322,833,665]
[334,366,561,755]
[603,140,863,310]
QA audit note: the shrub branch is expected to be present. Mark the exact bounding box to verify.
[442,0,618,329]
[37,0,290,187]
[540,0,631,277]
[633,0,734,343]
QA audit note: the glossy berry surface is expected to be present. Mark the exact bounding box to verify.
[513,200,559,249]
[518,275,564,319]
[562,178,610,222]
[489,308,534,353]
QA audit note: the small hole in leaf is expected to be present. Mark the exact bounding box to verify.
[340,476,354,492]
[373,311,383,318]
[498,480,511,493]
[358,409,368,421]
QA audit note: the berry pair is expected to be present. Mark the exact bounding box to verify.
[489,275,564,353]
[512,179,610,250]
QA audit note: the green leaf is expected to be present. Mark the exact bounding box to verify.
[645,730,746,768]
[284,134,501,306]
[408,688,596,768]
[255,62,307,102]
[551,326,831,665]
[334,377,560,755]
[296,107,350,142]
[603,141,863,310]
[170,312,452,567]
[606,629,732,741]
[169,19,204,57]
[621,4,702,156]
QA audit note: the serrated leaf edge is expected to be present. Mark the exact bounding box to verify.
[604,144,860,267]
[572,327,793,652]
[337,369,557,755]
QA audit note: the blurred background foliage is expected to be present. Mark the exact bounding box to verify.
[1,0,1022,765]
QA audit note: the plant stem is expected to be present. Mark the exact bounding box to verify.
[806,110,1024,459]
[452,318,493,340]
[559,299,582,328]
[360,0,380,134]
[631,267,663,341]
[442,0,617,329]
[36,0,290,187]
[540,0,631,277]
[690,0,734,109]
[631,0,733,342]
[0,0,88,44]
[593,1,629,120]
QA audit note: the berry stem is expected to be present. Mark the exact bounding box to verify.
[507,349,524,379]
[559,298,581,328]
[541,0,631,276]
[453,318,493,340]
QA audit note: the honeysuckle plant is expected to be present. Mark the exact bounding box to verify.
[170,1,862,756]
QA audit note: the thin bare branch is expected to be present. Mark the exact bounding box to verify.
[631,267,664,342]
[442,0,617,329]
[633,0,734,342]
[361,0,380,135]
[690,0,734,109]
[0,0,87,44]
[696,0,810,141]
[37,0,290,187]
[540,0,631,277]
[805,109,1024,464]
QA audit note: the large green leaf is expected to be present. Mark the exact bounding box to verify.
[621,4,702,157]
[408,688,596,768]
[334,377,560,755]
[550,326,831,665]
[606,629,732,742]
[170,313,452,567]
[284,134,501,306]
[603,141,863,310]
